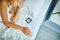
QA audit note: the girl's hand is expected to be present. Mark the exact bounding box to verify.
[21,27,31,36]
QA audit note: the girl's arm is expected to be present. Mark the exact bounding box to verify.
[12,6,21,23]
[0,1,31,36]
[10,0,24,23]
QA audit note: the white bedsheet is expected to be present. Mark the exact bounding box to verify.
[0,0,52,40]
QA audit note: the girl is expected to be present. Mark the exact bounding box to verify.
[0,0,31,36]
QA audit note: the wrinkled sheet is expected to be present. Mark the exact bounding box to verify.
[0,0,52,40]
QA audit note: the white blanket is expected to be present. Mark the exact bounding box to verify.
[0,0,52,40]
